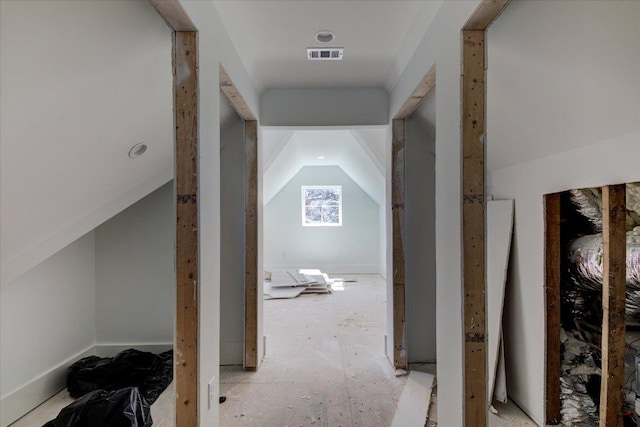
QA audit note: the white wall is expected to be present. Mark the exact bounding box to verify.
[220,95,246,365]
[94,182,174,345]
[265,166,380,273]
[389,1,482,423]
[260,88,389,126]
[0,233,96,426]
[0,0,173,285]
[179,2,261,423]
[486,2,640,424]
[405,108,436,363]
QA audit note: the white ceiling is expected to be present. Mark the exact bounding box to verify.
[213,0,443,92]
[262,129,386,206]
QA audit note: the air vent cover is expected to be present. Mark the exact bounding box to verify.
[307,48,343,61]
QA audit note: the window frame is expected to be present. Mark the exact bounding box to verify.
[301,185,343,227]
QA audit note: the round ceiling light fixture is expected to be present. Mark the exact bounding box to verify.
[315,31,335,43]
[128,142,148,159]
[317,155,325,160]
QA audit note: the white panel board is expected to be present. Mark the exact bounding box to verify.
[391,370,435,427]
[487,199,514,405]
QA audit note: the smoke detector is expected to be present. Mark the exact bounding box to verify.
[307,47,344,61]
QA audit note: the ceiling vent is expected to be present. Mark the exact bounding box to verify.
[307,48,343,61]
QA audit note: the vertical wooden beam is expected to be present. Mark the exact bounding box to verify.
[461,29,486,427]
[599,184,627,427]
[174,30,199,427]
[244,120,259,371]
[392,118,407,369]
[544,193,561,425]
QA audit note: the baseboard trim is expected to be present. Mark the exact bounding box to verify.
[0,345,95,427]
[94,342,173,357]
[0,342,174,427]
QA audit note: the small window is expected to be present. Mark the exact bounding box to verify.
[301,185,342,227]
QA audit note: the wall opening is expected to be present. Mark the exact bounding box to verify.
[546,182,638,425]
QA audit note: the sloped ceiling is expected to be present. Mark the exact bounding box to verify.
[213,0,443,92]
[0,0,173,284]
[263,129,386,207]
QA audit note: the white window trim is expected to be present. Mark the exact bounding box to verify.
[301,185,343,227]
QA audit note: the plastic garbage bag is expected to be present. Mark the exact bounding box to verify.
[67,349,172,404]
[42,387,152,427]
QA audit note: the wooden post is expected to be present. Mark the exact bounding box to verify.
[599,184,627,427]
[460,2,510,424]
[544,193,561,425]
[174,30,199,427]
[244,120,259,370]
[461,28,487,427]
[392,118,407,369]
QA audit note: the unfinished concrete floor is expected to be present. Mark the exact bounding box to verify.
[220,273,401,427]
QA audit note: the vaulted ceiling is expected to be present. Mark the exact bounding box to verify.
[262,128,386,207]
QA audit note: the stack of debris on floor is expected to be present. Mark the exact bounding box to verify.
[263,269,345,299]
[559,184,640,425]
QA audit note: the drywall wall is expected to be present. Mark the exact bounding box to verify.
[264,166,380,273]
[94,182,174,345]
[178,1,262,424]
[405,104,436,363]
[220,94,246,365]
[487,1,640,424]
[0,0,173,285]
[0,233,96,426]
[388,1,482,424]
[260,88,389,126]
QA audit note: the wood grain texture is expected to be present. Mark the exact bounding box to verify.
[462,29,486,427]
[392,118,407,369]
[148,0,196,31]
[599,184,627,427]
[220,66,257,121]
[463,0,511,31]
[244,120,259,371]
[394,65,436,120]
[544,193,561,425]
[174,30,198,427]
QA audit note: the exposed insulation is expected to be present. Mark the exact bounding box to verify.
[568,229,640,320]
[569,184,640,232]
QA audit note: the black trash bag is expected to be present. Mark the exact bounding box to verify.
[42,387,152,427]
[67,349,172,404]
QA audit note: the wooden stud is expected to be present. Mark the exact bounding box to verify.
[148,0,196,31]
[174,30,199,427]
[394,65,436,120]
[244,120,259,371]
[392,118,407,369]
[461,29,486,427]
[219,70,258,371]
[599,184,627,427]
[464,0,512,31]
[544,193,561,425]
[220,66,257,121]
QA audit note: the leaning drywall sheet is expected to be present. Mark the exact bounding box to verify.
[487,199,514,405]
[391,370,435,427]
[494,328,507,403]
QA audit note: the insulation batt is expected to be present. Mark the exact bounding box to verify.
[568,230,640,320]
